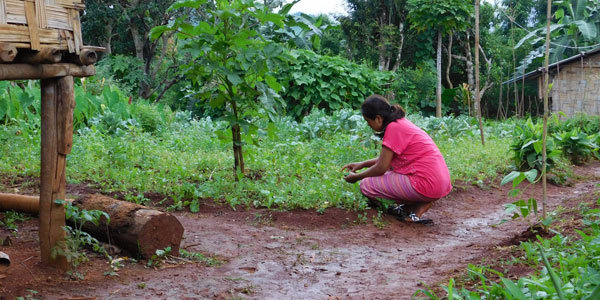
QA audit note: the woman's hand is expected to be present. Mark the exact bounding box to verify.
[341,162,363,173]
[344,172,361,183]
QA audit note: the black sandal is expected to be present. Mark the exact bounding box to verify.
[404,212,434,225]
[386,204,409,219]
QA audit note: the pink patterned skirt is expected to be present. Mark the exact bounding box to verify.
[359,171,436,203]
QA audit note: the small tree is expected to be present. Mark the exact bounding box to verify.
[153,0,294,178]
[407,0,473,117]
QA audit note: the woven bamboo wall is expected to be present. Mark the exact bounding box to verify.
[551,54,600,117]
[0,0,83,54]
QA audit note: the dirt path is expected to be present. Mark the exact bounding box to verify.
[2,163,600,299]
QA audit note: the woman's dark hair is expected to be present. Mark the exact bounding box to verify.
[361,94,406,137]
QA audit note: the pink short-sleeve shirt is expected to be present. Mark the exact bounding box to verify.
[381,118,452,199]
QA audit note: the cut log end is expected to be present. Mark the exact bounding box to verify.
[136,210,184,258]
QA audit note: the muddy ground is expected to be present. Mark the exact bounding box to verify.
[1,162,599,300]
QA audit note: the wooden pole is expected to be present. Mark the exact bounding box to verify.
[39,76,74,269]
[541,0,552,228]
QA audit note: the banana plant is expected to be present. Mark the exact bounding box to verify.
[515,0,600,75]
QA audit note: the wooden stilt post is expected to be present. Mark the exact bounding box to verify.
[39,76,74,269]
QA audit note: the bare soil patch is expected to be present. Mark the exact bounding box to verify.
[1,162,599,299]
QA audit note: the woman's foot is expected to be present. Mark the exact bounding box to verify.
[411,202,433,218]
[402,202,434,225]
[404,212,434,225]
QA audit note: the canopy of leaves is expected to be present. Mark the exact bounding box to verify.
[153,0,292,118]
[407,0,473,34]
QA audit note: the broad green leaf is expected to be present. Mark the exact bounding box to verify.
[279,0,299,15]
[555,8,564,20]
[150,25,170,40]
[226,73,243,86]
[501,278,527,299]
[501,171,521,186]
[265,75,282,92]
[574,20,597,40]
[524,169,538,183]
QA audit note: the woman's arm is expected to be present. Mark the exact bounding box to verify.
[341,158,378,172]
[344,147,394,183]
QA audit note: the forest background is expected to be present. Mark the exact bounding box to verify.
[79,0,594,120]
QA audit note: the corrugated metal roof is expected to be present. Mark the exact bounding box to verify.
[503,47,600,85]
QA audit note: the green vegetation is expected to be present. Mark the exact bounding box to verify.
[510,118,561,173]
[0,211,30,232]
[52,200,111,270]
[277,49,392,118]
[418,196,600,300]
[0,86,517,211]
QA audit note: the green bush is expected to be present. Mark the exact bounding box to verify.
[389,61,437,114]
[549,113,600,135]
[278,49,393,118]
[130,102,166,133]
[510,118,561,173]
[555,129,599,165]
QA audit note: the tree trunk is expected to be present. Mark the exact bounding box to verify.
[129,23,144,61]
[436,30,443,117]
[446,33,453,89]
[104,23,113,55]
[231,101,244,179]
[391,23,405,72]
[475,0,485,146]
[378,17,388,71]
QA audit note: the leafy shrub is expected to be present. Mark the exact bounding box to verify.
[389,61,437,114]
[0,81,40,135]
[278,49,393,118]
[510,118,561,173]
[555,129,598,165]
[95,54,144,97]
[549,113,600,135]
[130,102,165,133]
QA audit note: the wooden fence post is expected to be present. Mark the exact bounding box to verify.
[39,76,74,269]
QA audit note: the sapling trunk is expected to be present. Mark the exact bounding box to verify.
[541,0,552,230]
[231,101,245,180]
[436,30,442,118]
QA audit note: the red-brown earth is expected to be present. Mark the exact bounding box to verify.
[1,162,599,299]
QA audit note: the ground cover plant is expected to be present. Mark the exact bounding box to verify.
[0,83,515,212]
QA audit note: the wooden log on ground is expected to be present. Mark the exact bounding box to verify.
[0,193,38,214]
[0,193,185,259]
[0,63,95,80]
[73,194,184,259]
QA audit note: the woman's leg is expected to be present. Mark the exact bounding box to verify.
[360,171,437,220]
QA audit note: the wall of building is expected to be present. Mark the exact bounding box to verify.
[551,54,600,117]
